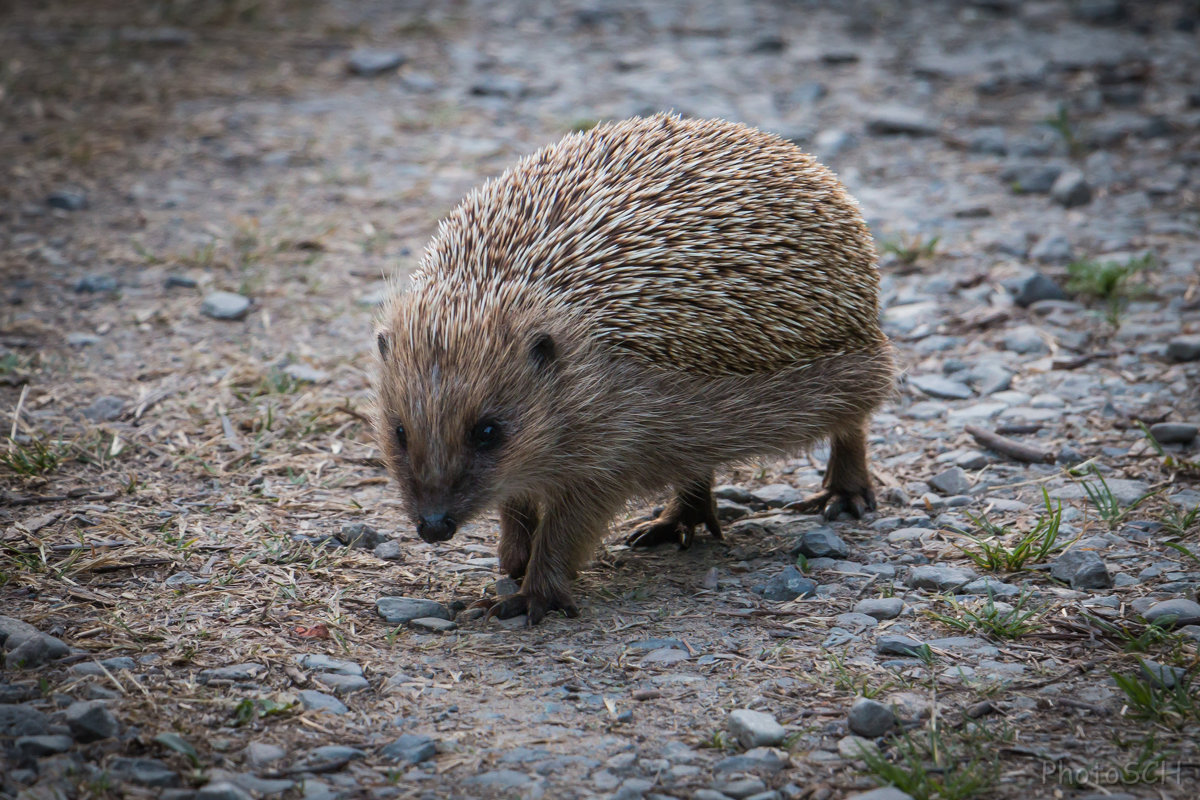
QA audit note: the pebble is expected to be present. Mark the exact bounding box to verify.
[1051,549,1112,590]
[0,704,49,736]
[373,540,403,560]
[409,617,458,633]
[296,690,348,715]
[198,663,265,683]
[1000,162,1063,194]
[201,291,251,320]
[712,776,767,798]
[65,700,120,741]
[46,190,88,210]
[1143,599,1200,628]
[346,48,406,76]
[865,108,938,136]
[1050,169,1092,207]
[848,696,896,737]
[15,734,74,756]
[336,523,386,550]
[283,363,328,383]
[465,769,533,790]
[300,745,367,771]
[196,782,253,800]
[5,634,67,669]
[727,709,786,748]
[295,654,362,676]
[928,467,970,496]
[1166,335,1200,362]
[908,564,976,591]
[74,274,118,293]
[376,597,453,623]
[68,656,137,676]
[1030,234,1073,263]
[244,741,286,768]
[756,567,817,601]
[910,374,972,400]
[751,483,803,507]
[854,597,904,620]
[848,788,915,800]
[82,395,125,421]
[1002,325,1048,355]
[381,733,438,764]
[1139,659,1187,689]
[713,747,788,773]
[837,734,878,759]
[876,634,925,657]
[1014,273,1068,307]
[1148,422,1197,444]
[312,673,369,694]
[108,757,179,787]
[791,527,849,559]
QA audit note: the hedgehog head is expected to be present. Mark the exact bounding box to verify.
[374,289,570,542]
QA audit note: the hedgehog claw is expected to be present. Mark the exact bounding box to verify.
[787,488,875,521]
[626,520,691,550]
[487,592,579,626]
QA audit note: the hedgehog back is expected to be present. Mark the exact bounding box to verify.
[412,114,884,376]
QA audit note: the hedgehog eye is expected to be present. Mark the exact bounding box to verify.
[394,424,407,449]
[470,419,503,451]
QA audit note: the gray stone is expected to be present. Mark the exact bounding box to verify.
[465,770,533,789]
[865,108,938,137]
[727,709,786,748]
[282,364,328,383]
[1030,234,1073,264]
[712,776,767,798]
[0,616,46,650]
[1051,549,1112,590]
[751,483,803,507]
[409,617,458,632]
[694,792,736,800]
[198,663,265,683]
[791,527,849,559]
[296,690,348,715]
[1139,660,1187,689]
[65,700,119,741]
[74,274,118,293]
[301,745,367,770]
[1015,273,1068,307]
[1051,169,1092,207]
[854,598,904,620]
[68,656,137,676]
[47,189,88,210]
[848,697,895,737]
[1149,422,1197,444]
[312,672,369,694]
[82,395,125,421]
[109,757,179,787]
[165,274,197,288]
[639,647,690,665]
[1053,478,1151,506]
[295,654,362,676]
[964,363,1013,396]
[196,782,253,800]
[757,567,817,601]
[1166,335,1200,362]
[0,704,49,736]
[1144,599,1200,628]
[1000,162,1063,194]
[201,291,251,320]
[376,597,452,623]
[910,374,972,400]
[4,635,65,669]
[381,733,438,764]
[908,564,976,591]
[244,741,286,768]
[713,747,787,773]
[346,48,406,76]
[876,634,925,657]
[929,467,970,496]
[813,129,856,158]
[848,788,915,800]
[336,523,385,549]
[165,571,208,587]
[16,734,74,756]
[1002,325,1048,355]
[373,540,403,560]
[961,578,1021,598]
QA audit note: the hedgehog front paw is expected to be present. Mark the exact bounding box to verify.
[626,518,696,549]
[487,591,580,626]
[787,487,876,520]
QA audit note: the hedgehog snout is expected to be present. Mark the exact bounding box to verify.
[416,512,457,543]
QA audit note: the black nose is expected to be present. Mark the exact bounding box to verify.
[417,513,456,543]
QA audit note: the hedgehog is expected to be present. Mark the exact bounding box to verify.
[375,114,895,625]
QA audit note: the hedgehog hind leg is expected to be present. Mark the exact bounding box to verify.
[789,419,876,520]
[626,475,722,550]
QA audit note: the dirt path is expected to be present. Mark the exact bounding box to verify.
[2,2,1199,799]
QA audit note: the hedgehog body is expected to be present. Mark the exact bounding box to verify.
[376,115,895,624]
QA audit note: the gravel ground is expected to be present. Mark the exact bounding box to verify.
[2,1,1199,799]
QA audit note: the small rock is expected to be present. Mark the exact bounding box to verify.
[346,48,406,76]
[410,617,458,633]
[848,697,895,737]
[854,598,904,620]
[751,483,803,507]
[312,673,369,694]
[1051,549,1112,590]
[1148,422,1197,444]
[165,275,197,289]
[757,567,817,601]
[876,634,925,657]
[865,108,938,136]
[74,274,118,293]
[15,734,74,756]
[470,75,528,99]
[198,663,264,684]
[380,733,438,764]
[109,757,179,787]
[1000,162,1063,194]
[82,395,124,421]
[1139,660,1187,689]
[1144,599,1200,628]
[848,788,915,800]
[296,690,348,715]
[639,647,690,665]
[791,527,849,559]
[5,635,64,669]
[1051,169,1092,207]
[928,467,970,496]
[910,374,972,400]
[1002,325,1048,355]
[244,741,286,768]
[465,769,533,790]
[46,190,88,210]
[336,523,385,550]
[1014,273,1068,307]
[196,782,253,800]
[373,540,403,560]
[300,745,367,771]
[0,704,49,737]
[283,364,329,383]
[1166,335,1200,362]
[1030,234,1073,264]
[713,747,788,774]
[727,709,787,749]
[65,700,120,741]
[712,776,766,797]
[376,597,452,624]
[838,734,879,759]
[295,654,362,676]
[908,564,976,591]
[201,291,251,320]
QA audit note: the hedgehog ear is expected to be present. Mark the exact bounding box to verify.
[377,331,389,358]
[529,332,556,368]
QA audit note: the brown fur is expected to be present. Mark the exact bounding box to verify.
[374,115,896,624]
